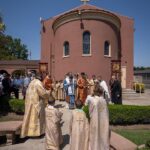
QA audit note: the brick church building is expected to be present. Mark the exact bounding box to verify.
[40,4,134,89]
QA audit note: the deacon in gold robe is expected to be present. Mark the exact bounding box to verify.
[69,100,89,150]
[85,84,109,150]
[59,80,64,101]
[21,76,50,138]
[77,72,88,104]
[88,79,95,95]
[57,81,62,100]
[45,100,63,150]
[88,75,97,95]
[43,74,53,90]
[55,81,60,100]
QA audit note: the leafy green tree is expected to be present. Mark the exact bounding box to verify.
[0,23,5,34]
[0,35,28,60]
[134,66,150,71]
[0,14,6,34]
[0,15,29,60]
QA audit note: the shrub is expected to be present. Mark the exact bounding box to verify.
[83,104,150,125]
[146,140,150,148]
[133,82,145,93]
[109,105,150,125]
[82,105,90,120]
[8,99,150,125]
[0,94,10,113]
[9,99,25,114]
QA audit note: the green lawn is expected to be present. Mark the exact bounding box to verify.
[114,129,150,146]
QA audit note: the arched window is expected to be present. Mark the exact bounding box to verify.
[63,41,70,56]
[104,41,111,56]
[83,31,90,55]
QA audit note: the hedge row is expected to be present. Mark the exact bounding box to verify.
[0,95,10,112]
[8,99,150,125]
[9,99,25,114]
[108,105,150,125]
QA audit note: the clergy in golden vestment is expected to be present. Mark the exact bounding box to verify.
[85,83,109,150]
[43,74,53,90]
[77,72,89,103]
[57,80,64,101]
[45,99,63,150]
[69,100,89,150]
[55,81,60,100]
[57,81,62,100]
[21,75,51,138]
[88,75,97,95]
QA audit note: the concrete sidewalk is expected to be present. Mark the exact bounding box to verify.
[123,89,150,106]
[0,101,138,150]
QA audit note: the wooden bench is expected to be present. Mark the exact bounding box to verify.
[0,121,22,145]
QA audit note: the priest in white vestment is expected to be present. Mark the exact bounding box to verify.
[69,100,89,150]
[45,100,63,150]
[21,75,50,138]
[85,83,109,150]
[98,76,110,103]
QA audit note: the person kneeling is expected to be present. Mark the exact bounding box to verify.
[45,99,63,150]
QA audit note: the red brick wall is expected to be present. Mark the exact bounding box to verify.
[42,20,119,84]
[41,7,134,88]
[119,15,134,88]
[41,19,55,76]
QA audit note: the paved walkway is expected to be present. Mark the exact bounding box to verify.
[2,89,150,149]
[0,101,138,150]
[123,89,150,106]
[0,105,70,150]
[110,132,137,150]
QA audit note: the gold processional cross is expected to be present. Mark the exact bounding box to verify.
[80,0,90,5]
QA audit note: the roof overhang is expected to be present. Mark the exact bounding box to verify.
[52,9,121,33]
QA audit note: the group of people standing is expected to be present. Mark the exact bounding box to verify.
[0,73,32,99]
[20,72,122,150]
[69,83,110,150]
[60,72,109,109]
[62,72,122,108]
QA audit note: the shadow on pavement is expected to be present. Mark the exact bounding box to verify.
[61,134,70,149]
[55,104,65,109]
[0,135,29,146]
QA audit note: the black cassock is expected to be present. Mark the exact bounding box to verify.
[110,80,122,104]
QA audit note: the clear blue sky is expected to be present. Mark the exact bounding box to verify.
[0,0,150,67]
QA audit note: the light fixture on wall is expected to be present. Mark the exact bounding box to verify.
[78,10,84,29]
[40,17,45,33]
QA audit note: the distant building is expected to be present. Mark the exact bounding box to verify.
[0,60,40,75]
[134,69,150,88]
[41,4,134,89]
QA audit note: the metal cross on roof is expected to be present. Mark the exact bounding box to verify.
[81,0,90,5]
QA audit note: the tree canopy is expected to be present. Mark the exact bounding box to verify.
[0,15,5,34]
[0,15,29,60]
[134,66,150,71]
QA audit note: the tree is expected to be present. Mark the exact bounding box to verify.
[0,15,29,60]
[134,66,150,71]
[0,35,29,60]
[0,14,6,34]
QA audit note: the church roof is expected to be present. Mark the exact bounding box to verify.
[53,4,107,19]
[51,4,132,21]
[52,4,122,32]
[71,4,100,11]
